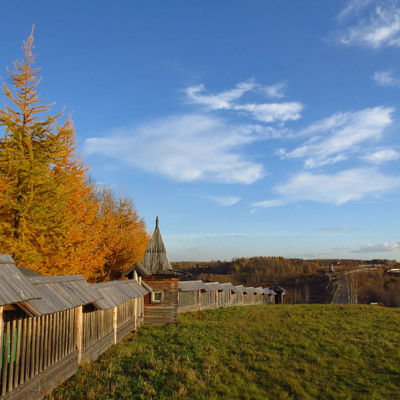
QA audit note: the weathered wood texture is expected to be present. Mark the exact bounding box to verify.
[1,351,79,400]
[0,309,75,398]
[143,276,179,325]
[177,284,273,313]
[0,297,145,400]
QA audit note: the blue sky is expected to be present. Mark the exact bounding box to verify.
[1,0,399,261]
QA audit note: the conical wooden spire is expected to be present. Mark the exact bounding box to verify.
[141,217,172,274]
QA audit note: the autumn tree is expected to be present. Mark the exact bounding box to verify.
[0,33,149,279]
[90,186,149,282]
[0,32,76,269]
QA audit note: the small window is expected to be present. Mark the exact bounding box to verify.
[151,291,164,303]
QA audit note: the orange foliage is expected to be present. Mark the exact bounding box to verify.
[0,33,149,280]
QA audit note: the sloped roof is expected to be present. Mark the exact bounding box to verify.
[243,286,256,294]
[233,285,245,293]
[178,280,207,291]
[141,217,174,275]
[25,275,102,315]
[264,288,276,295]
[269,285,286,294]
[254,287,265,295]
[0,255,41,306]
[204,282,224,291]
[220,282,236,292]
[92,280,149,309]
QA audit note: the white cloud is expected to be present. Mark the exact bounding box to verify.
[372,69,400,87]
[235,102,303,123]
[261,81,288,99]
[184,81,303,123]
[251,199,285,213]
[185,82,256,110]
[274,168,400,204]
[205,196,241,206]
[361,148,400,163]
[338,0,375,21]
[279,107,394,168]
[85,114,265,184]
[355,242,400,252]
[338,1,400,48]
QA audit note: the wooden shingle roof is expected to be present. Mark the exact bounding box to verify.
[178,280,207,291]
[141,217,177,275]
[220,282,237,292]
[0,255,41,306]
[92,280,149,309]
[204,282,224,291]
[25,275,102,315]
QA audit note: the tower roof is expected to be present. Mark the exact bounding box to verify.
[141,217,173,275]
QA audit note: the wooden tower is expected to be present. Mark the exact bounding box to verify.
[129,217,181,325]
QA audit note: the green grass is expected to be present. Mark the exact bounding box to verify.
[49,305,400,400]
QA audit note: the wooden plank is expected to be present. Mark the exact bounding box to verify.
[57,312,61,362]
[1,320,10,396]
[7,319,16,392]
[35,317,40,376]
[75,306,83,364]
[18,317,27,386]
[42,314,48,371]
[113,307,117,345]
[49,313,54,367]
[24,318,32,382]
[14,317,22,387]
[38,316,44,373]
[1,350,79,400]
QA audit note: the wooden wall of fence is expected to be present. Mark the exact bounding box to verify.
[0,284,274,400]
[177,289,274,313]
[0,298,145,400]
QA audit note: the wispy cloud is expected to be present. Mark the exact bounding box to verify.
[274,168,400,204]
[278,107,394,168]
[251,200,285,213]
[372,69,400,87]
[85,114,265,184]
[184,81,302,123]
[337,0,400,48]
[205,196,241,206]
[262,81,288,99]
[360,148,400,163]
[253,168,400,210]
[337,0,375,22]
[353,241,400,252]
[185,82,256,110]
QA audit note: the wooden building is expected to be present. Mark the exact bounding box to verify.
[123,218,181,325]
[269,285,286,304]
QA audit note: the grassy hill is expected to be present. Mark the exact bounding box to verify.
[49,305,400,400]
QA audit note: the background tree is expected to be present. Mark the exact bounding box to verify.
[0,33,149,280]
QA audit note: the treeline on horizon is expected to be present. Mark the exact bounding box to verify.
[173,257,400,306]
[0,33,149,281]
[173,256,397,283]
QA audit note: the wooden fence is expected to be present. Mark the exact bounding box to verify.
[177,286,275,313]
[0,281,274,400]
[0,298,144,400]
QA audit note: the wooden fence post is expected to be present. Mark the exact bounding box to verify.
[113,307,118,345]
[133,298,138,331]
[198,290,201,311]
[75,306,83,364]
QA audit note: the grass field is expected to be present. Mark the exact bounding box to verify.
[49,305,400,400]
